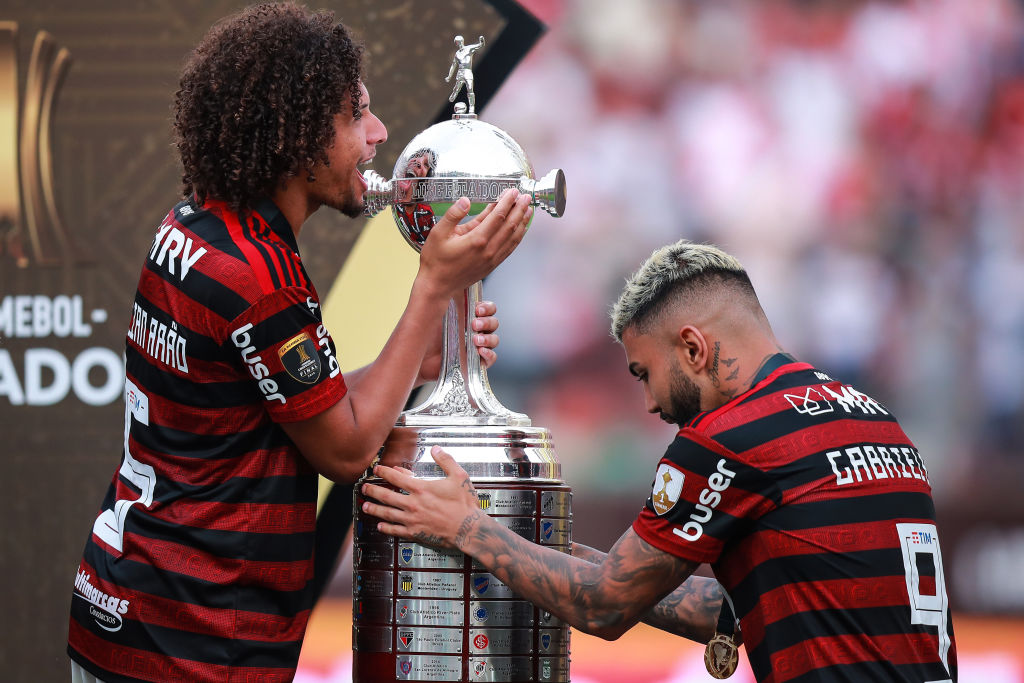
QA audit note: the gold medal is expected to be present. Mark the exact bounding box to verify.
[704,632,739,679]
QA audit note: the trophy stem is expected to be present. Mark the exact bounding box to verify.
[397,281,529,426]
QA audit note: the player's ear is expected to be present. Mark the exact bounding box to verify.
[677,325,708,372]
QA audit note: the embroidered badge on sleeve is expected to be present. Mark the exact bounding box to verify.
[278,332,321,384]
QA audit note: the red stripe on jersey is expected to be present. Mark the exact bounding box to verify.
[716,518,936,593]
[736,575,912,652]
[70,620,296,683]
[219,206,279,293]
[138,391,269,436]
[96,533,313,591]
[769,632,945,683]
[74,559,310,642]
[687,363,816,437]
[150,499,317,535]
[132,445,306,489]
[785,470,930,506]
[136,265,234,331]
[740,419,913,471]
[241,214,293,287]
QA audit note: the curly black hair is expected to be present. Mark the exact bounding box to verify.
[173,3,364,210]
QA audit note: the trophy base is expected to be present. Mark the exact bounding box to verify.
[353,460,572,682]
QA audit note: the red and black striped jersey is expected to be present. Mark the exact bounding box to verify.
[69,198,347,683]
[633,356,957,683]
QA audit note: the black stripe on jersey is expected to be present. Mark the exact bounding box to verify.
[81,542,313,617]
[743,368,825,401]
[130,420,291,461]
[762,490,936,531]
[132,291,225,363]
[126,508,316,563]
[148,469,317,510]
[143,258,253,324]
[71,596,306,670]
[728,547,902,613]
[241,213,292,288]
[253,197,300,252]
[281,245,303,289]
[180,212,250,266]
[757,605,924,653]
[783,659,953,683]
[663,435,784,507]
[255,300,320,339]
[129,355,256,409]
[712,403,899,458]
[686,410,713,430]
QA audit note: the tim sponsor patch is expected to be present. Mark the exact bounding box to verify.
[278,331,321,383]
[651,463,684,515]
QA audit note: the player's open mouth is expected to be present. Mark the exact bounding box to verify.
[357,157,375,190]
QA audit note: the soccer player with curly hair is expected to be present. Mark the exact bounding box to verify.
[67,5,531,682]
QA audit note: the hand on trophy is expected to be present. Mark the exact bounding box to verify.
[414,188,532,299]
[418,300,500,384]
[362,445,485,551]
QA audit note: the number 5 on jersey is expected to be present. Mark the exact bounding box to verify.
[92,379,156,553]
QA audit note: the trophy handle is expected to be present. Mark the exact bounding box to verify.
[520,169,566,218]
[397,281,530,426]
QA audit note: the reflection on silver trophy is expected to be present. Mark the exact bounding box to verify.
[354,36,572,683]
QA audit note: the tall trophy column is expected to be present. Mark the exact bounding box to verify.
[353,36,571,683]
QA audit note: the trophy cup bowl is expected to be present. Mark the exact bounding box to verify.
[363,106,566,251]
[353,54,572,683]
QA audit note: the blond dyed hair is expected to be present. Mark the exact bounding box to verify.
[610,240,754,341]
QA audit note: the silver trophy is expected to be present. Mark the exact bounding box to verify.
[354,37,571,683]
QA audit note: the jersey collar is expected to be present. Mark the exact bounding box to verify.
[750,352,797,387]
[251,197,300,254]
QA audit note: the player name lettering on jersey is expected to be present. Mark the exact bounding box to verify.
[826,443,929,486]
[127,302,188,373]
[148,219,207,282]
[231,322,286,404]
[672,458,737,542]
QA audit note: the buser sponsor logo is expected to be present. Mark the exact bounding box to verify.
[231,323,286,404]
[673,459,737,542]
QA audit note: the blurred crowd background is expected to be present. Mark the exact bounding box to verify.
[476,0,1024,617]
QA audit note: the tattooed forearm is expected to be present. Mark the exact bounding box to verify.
[573,542,723,644]
[460,528,698,641]
[412,531,447,546]
[642,574,725,643]
[570,542,605,564]
[453,511,484,550]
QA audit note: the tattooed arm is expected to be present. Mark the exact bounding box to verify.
[571,542,724,643]
[361,447,703,641]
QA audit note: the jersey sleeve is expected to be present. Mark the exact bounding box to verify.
[632,430,779,564]
[225,286,346,423]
